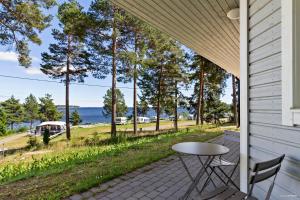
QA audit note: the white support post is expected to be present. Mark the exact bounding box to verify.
[239,0,249,193]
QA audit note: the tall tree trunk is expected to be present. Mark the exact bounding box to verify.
[174,81,178,131]
[200,61,205,125]
[156,65,163,131]
[237,78,240,128]
[66,35,71,140]
[196,67,201,125]
[111,11,117,138]
[232,74,238,126]
[133,31,138,135]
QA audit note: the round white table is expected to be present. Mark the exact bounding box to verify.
[172,142,229,200]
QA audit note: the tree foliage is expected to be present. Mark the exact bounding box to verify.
[70,110,81,126]
[0,108,7,135]
[87,0,128,137]
[0,0,56,67]
[39,94,62,122]
[102,88,128,117]
[186,53,229,124]
[139,30,185,131]
[1,96,24,129]
[137,98,149,117]
[205,101,230,124]
[41,1,92,140]
[23,94,39,130]
[117,15,151,135]
[40,1,92,82]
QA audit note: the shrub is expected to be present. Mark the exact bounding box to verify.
[0,122,6,136]
[43,129,50,145]
[27,136,39,148]
[16,126,28,133]
[0,108,7,136]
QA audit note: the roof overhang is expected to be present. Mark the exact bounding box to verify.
[111,0,240,77]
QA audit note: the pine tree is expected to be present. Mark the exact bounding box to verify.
[0,108,7,135]
[139,31,185,131]
[188,54,208,125]
[118,15,149,135]
[1,96,24,130]
[231,74,238,126]
[102,88,128,117]
[39,94,62,122]
[0,0,55,67]
[203,63,229,123]
[206,100,230,124]
[187,53,229,125]
[137,98,149,117]
[24,94,39,131]
[41,1,92,140]
[164,47,187,131]
[70,110,81,126]
[87,0,128,138]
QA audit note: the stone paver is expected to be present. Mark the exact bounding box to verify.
[66,134,240,200]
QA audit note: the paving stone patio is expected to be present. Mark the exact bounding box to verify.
[67,133,240,200]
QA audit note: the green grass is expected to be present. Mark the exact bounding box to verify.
[1,120,194,150]
[0,124,238,200]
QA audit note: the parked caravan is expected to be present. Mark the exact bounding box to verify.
[137,117,150,124]
[115,117,127,125]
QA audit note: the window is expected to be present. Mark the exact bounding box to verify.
[282,0,300,126]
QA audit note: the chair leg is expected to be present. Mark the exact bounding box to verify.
[208,166,228,186]
[226,163,239,186]
[217,167,239,190]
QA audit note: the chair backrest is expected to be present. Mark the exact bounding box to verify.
[223,130,240,145]
[224,135,240,143]
[248,154,285,200]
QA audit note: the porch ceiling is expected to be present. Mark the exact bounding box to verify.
[111,0,240,77]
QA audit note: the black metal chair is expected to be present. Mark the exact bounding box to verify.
[200,131,240,192]
[201,154,285,200]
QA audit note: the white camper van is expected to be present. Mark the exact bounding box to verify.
[35,121,66,136]
[115,117,127,125]
[137,117,150,124]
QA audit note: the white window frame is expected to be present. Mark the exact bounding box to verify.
[282,0,300,126]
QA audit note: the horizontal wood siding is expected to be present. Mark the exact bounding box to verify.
[249,0,300,199]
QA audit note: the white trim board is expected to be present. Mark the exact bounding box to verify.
[239,0,249,193]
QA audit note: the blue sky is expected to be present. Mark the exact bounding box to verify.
[0,0,233,107]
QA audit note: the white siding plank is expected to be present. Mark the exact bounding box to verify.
[249,83,281,98]
[249,68,281,86]
[249,0,281,28]
[249,38,281,63]
[250,112,282,125]
[249,8,281,39]
[250,124,300,145]
[249,53,281,74]
[249,0,272,16]
[250,98,281,111]
[249,23,281,51]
